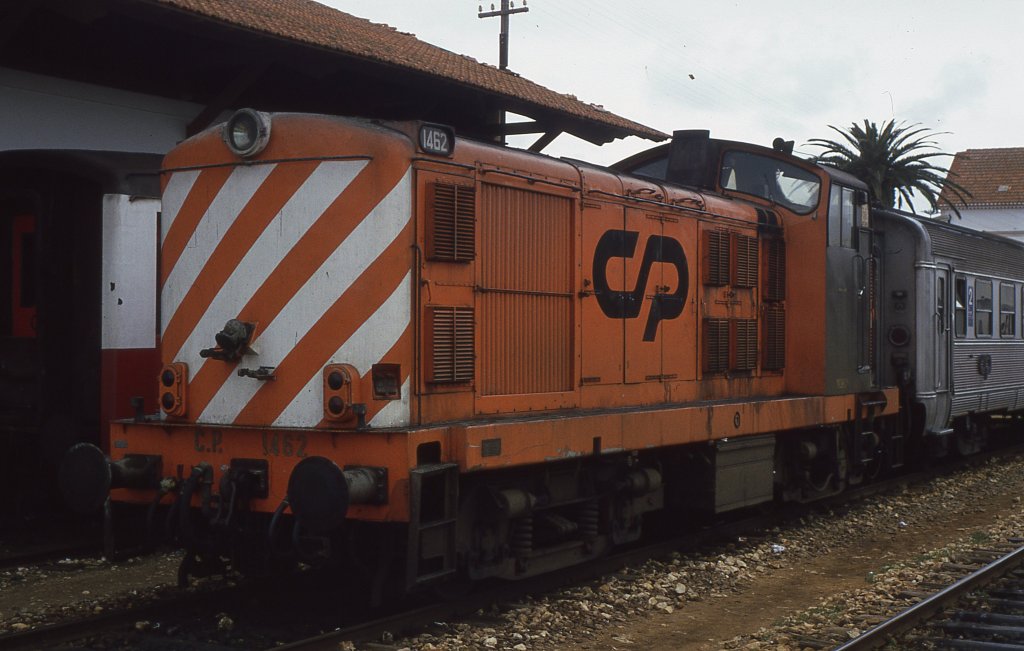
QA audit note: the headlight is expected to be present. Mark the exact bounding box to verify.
[222,109,271,158]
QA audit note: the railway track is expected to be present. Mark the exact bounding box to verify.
[2,445,1022,651]
[0,575,248,651]
[0,511,762,651]
[264,449,1024,650]
[836,540,1024,650]
[0,542,98,572]
[266,508,787,651]
[0,505,154,571]
[0,479,845,651]
[277,447,1024,651]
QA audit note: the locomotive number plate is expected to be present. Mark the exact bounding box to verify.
[419,124,454,156]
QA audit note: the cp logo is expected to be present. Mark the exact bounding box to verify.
[592,230,688,341]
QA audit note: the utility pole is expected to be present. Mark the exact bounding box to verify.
[478,0,529,70]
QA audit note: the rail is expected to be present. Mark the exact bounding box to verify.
[835,542,1024,650]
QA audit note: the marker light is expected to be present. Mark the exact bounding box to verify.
[223,109,271,158]
[159,363,189,417]
[323,364,360,422]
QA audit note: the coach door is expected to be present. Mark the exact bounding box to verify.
[934,267,951,396]
[0,208,39,430]
[8,213,37,338]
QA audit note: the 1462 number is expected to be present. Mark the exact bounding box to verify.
[261,432,307,458]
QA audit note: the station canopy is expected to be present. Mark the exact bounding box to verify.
[0,0,667,150]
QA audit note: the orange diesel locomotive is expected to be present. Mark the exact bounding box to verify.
[62,110,899,589]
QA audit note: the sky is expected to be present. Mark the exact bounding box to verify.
[323,1,1021,172]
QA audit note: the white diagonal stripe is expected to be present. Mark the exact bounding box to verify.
[162,163,276,330]
[273,271,411,427]
[160,169,201,245]
[198,167,411,425]
[166,160,367,362]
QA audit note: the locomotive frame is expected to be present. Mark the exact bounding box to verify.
[61,109,1020,594]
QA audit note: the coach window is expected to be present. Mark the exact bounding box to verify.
[828,185,855,248]
[937,276,946,326]
[1000,282,1016,337]
[975,279,993,337]
[954,276,967,337]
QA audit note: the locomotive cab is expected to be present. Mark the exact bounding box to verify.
[617,132,893,495]
[616,131,880,399]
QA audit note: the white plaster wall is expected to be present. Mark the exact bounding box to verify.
[101,194,159,349]
[0,67,201,154]
[940,206,1024,242]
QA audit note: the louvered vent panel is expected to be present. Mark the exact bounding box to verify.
[733,234,759,288]
[705,230,730,286]
[764,238,786,301]
[732,319,758,370]
[763,305,786,370]
[429,182,476,262]
[704,318,730,374]
[431,306,474,383]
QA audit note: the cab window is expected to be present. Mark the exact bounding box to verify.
[719,151,821,214]
[828,185,857,248]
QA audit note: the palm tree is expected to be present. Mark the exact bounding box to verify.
[808,119,970,216]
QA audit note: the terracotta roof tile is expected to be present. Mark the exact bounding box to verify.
[149,0,666,141]
[941,147,1024,207]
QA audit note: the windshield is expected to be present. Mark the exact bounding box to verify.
[719,151,821,214]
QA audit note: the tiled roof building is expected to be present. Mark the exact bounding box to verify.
[940,148,1024,241]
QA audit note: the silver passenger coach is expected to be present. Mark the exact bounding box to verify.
[875,209,1024,455]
